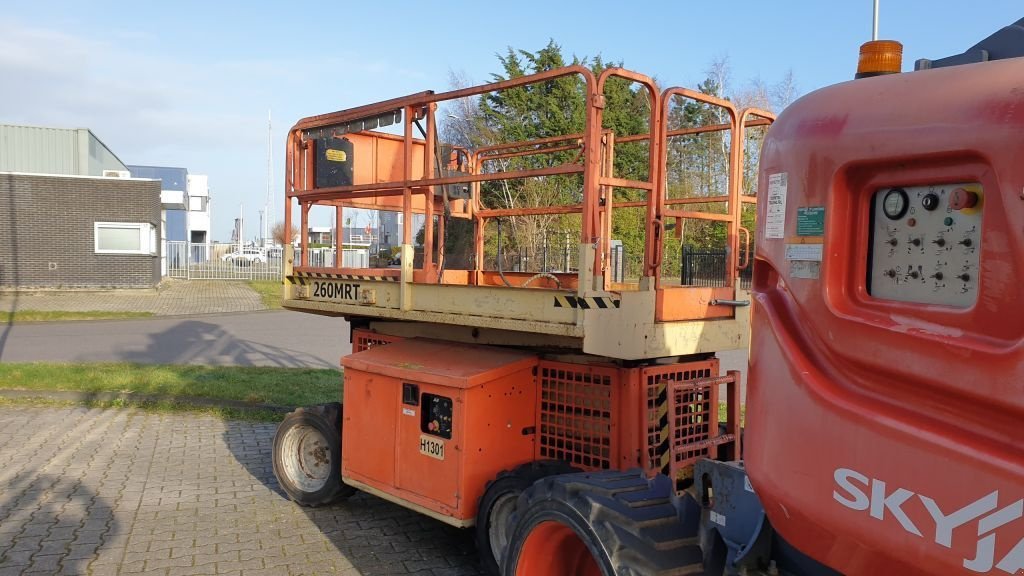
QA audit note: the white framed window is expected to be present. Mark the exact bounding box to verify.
[94,222,157,255]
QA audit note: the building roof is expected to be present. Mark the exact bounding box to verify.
[0,123,128,176]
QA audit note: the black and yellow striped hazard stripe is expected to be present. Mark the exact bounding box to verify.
[553,295,620,309]
[652,380,671,475]
[287,272,397,285]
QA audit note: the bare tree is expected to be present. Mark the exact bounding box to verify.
[272,221,296,246]
[771,69,799,111]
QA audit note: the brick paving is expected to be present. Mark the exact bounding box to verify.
[0,280,264,316]
[0,407,483,576]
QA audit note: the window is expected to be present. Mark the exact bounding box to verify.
[95,223,157,255]
[189,196,207,212]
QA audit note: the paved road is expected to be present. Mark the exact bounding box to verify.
[0,311,350,368]
[0,406,482,576]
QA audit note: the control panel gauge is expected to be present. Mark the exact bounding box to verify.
[882,188,909,220]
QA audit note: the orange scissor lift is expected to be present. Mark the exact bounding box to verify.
[272,65,773,575]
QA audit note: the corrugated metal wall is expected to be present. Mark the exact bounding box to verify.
[0,124,127,176]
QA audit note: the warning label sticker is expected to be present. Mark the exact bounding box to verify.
[796,206,826,236]
[325,149,348,162]
[790,261,821,280]
[785,243,823,261]
[765,173,788,239]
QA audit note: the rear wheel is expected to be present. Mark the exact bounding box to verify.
[503,470,704,576]
[476,460,579,575]
[272,403,355,506]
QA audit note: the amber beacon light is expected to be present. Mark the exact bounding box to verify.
[855,39,904,78]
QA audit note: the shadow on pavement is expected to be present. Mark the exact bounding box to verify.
[0,473,118,574]
[221,421,484,575]
[111,319,335,368]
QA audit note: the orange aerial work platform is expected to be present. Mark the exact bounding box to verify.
[280,65,774,360]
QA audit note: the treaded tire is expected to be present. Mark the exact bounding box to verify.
[476,460,580,575]
[503,470,704,576]
[272,402,356,507]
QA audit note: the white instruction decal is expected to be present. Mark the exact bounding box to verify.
[785,243,823,261]
[710,510,727,527]
[790,261,821,280]
[765,172,788,239]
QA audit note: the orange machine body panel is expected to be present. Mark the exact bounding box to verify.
[749,59,1024,574]
[341,339,537,524]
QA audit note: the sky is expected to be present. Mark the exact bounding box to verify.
[1,1,1021,241]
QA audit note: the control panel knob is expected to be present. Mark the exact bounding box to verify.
[885,269,897,278]
[888,238,899,246]
[958,273,971,282]
[960,238,973,247]
[951,188,979,210]
[932,238,946,247]
[931,272,944,280]
[921,193,940,211]
[911,238,922,247]
[909,270,920,279]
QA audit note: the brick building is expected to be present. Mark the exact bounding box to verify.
[0,125,162,289]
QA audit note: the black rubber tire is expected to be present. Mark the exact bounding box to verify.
[476,460,580,575]
[272,402,356,507]
[503,470,705,576]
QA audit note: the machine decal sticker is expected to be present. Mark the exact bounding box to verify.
[419,435,445,460]
[785,243,823,261]
[833,467,1024,573]
[402,408,415,417]
[790,261,821,280]
[325,149,348,162]
[765,172,788,239]
[797,206,826,236]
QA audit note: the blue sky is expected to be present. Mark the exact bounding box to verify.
[1,1,1020,241]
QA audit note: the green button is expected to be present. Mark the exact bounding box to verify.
[944,217,954,226]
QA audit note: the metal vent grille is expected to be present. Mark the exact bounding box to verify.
[643,361,718,477]
[351,329,403,354]
[537,361,618,470]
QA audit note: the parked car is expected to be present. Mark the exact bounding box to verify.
[221,248,267,265]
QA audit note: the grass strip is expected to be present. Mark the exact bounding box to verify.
[0,362,341,407]
[247,280,284,309]
[3,310,155,323]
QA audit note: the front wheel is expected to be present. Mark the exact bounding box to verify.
[272,403,355,506]
[476,460,579,575]
[503,471,704,576]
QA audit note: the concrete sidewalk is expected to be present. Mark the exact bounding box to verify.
[0,406,482,576]
[0,280,265,316]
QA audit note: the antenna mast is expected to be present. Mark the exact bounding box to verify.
[265,109,273,245]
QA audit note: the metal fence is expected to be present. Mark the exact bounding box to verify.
[165,242,372,281]
[479,234,633,283]
[681,246,752,289]
[166,242,281,280]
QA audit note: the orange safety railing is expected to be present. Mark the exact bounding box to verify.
[284,64,774,320]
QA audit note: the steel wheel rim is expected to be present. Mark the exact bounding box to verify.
[280,424,331,493]
[515,520,602,576]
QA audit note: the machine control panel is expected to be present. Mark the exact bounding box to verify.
[421,394,453,439]
[869,183,983,307]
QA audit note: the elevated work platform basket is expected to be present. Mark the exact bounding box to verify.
[281,65,773,360]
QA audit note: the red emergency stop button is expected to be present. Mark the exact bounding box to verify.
[950,188,979,210]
